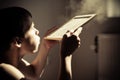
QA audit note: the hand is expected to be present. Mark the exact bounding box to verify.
[41,26,59,50]
[61,28,81,58]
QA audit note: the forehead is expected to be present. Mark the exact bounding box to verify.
[26,22,34,33]
[29,22,35,29]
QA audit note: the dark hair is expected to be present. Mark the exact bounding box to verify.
[0,7,32,53]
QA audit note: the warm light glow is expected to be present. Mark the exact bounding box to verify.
[107,0,120,17]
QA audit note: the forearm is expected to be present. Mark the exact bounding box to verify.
[58,29,80,80]
[65,55,72,78]
[31,41,50,78]
[59,55,72,80]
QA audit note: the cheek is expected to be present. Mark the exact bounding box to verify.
[29,35,40,53]
[24,33,40,51]
[22,38,35,53]
[25,31,40,45]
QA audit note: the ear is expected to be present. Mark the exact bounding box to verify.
[14,37,23,48]
[15,42,21,48]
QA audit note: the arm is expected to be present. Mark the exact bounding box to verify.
[20,39,56,80]
[59,31,81,80]
[31,39,56,77]
[29,27,58,79]
[59,54,72,80]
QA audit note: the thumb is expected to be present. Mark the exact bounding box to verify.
[74,27,83,36]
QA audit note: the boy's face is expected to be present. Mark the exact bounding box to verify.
[22,22,40,54]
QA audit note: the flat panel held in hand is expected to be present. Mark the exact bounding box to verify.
[44,14,96,41]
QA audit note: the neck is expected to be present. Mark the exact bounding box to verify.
[0,48,21,68]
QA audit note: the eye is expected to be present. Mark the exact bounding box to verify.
[32,23,39,35]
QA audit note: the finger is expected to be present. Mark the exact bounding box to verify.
[74,27,83,36]
[78,42,81,47]
[78,39,81,47]
[66,29,74,37]
[76,36,81,48]
[77,36,80,41]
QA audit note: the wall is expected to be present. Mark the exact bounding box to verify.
[66,0,120,80]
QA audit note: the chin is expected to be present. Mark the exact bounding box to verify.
[33,47,39,53]
[33,50,37,53]
[32,42,40,53]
